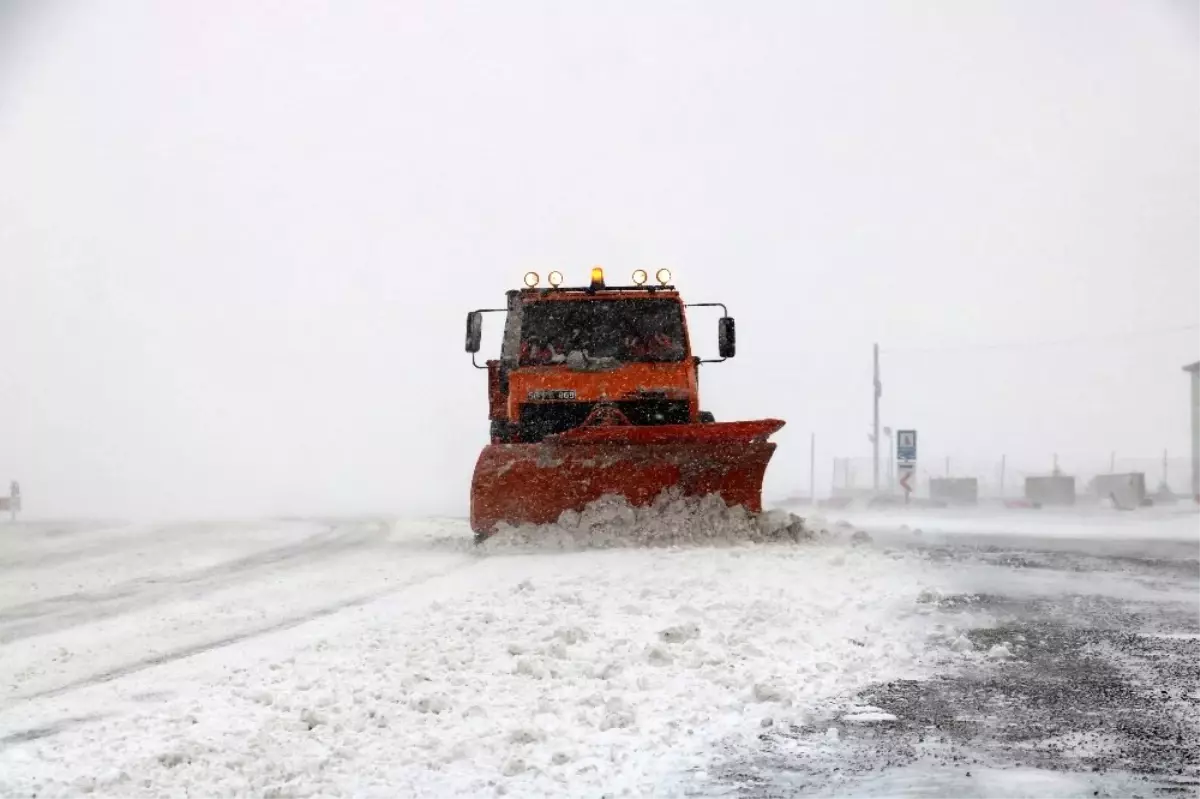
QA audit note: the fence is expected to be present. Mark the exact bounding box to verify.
[828,455,1194,500]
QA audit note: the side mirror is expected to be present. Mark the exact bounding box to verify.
[718,316,736,359]
[465,311,482,353]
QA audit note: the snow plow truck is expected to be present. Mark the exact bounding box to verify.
[465,267,785,540]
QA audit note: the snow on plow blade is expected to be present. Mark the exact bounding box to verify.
[470,419,785,537]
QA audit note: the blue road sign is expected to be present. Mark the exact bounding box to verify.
[897,429,917,463]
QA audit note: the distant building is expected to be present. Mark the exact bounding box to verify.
[930,477,978,506]
[1186,361,1199,502]
[1025,475,1076,506]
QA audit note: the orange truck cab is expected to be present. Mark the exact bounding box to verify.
[466,268,733,444]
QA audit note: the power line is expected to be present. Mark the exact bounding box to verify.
[882,323,1199,355]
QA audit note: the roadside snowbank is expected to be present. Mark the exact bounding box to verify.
[823,505,1200,543]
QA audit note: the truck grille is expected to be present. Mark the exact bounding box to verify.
[517,400,689,442]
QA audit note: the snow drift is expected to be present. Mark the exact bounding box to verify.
[483,489,809,550]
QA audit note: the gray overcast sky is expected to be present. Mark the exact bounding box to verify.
[1,1,1197,519]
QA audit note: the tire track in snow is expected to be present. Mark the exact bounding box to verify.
[0,520,304,571]
[3,553,482,709]
[0,714,107,748]
[0,522,387,644]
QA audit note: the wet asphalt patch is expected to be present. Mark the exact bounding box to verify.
[717,542,1200,798]
[891,535,1200,582]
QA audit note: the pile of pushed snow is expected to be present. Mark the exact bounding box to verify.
[483,489,809,550]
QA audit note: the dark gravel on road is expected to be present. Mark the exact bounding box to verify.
[716,532,1200,798]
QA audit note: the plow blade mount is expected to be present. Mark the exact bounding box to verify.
[470,419,785,537]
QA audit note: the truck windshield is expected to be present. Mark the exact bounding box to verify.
[519,298,687,365]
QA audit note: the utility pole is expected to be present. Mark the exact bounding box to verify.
[872,343,881,493]
[883,427,894,492]
[1186,361,1200,502]
[809,432,816,504]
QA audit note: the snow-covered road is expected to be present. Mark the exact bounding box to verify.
[0,506,1196,797]
[4,506,1195,791]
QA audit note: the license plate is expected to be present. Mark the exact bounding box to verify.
[528,389,576,401]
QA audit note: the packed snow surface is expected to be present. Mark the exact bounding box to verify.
[2,500,1193,796]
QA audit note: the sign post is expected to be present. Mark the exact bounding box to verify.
[1,482,19,521]
[897,430,917,504]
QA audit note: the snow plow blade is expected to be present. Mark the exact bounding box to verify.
[470,419,785,538]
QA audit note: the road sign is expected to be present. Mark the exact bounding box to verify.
[898,465,915,494]
[897,429,917,463]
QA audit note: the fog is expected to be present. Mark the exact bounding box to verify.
[1,1,1196,519]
